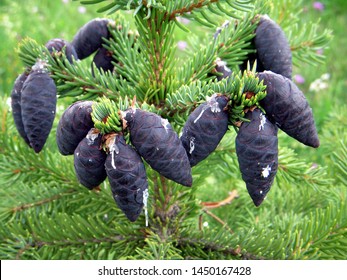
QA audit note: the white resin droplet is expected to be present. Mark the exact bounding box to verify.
[110,151,116,170]
[194,106,208,123]
[222,20,230,28]
[86,129,98,145]
[216,59,232,75]
[109,139,119,170]
[261,165,271,178]
[224,65,232,73]
[189,137,195,154]
[143,189,149,227]
[161,118,170,133]
[32,59,49,73]
[259,113,267,131]
[210,101,221,113]
[111,142,119,155]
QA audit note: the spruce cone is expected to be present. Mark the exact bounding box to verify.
[56,100,94,155]
[21,61,57,153]
[214,58,232,81]
[236,108,278,206]
[71,18,111,60]
[258,71,320,148]
[240,15,292,79]
[91,46,115,75]
[11,72,30,146]
[74,129,107,189]
[181,94,229,166]
[45,38,78,63]
[105,134,148,222]
[122,108,192,187]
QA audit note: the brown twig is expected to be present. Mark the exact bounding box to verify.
[178,237,264,260]
[201,190,239,209]
[199,190,239,234]
[167,0,219,21]
[202,209,234,234]
[11,189,77,213]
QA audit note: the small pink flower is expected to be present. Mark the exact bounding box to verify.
[310,163,318,169]
[294,74,305,84]
[177,41,187,50]
[316,48,324,55]
[78,6,87,14]
[313,2,325,11]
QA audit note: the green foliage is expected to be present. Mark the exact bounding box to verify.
[92,97,127,134]
[1,0,346,261]
[332,140,347,186]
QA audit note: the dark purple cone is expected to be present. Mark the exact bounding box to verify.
[240,16,292,79]
[91,47,115,75]
[258,71,320,148]
[181,94,229,167]
[11,72,30,146]
[255,16,292,79]
[236,109,278,207]
[45,38,78,63]
[56,101,94,155]
[105,135,148,222]
[71,18,111,60]
[21,63,57,153]
[123,109,192,187]
[215,58,232,81]
[74,129,107,189]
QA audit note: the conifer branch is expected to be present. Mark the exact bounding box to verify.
[289,22,332,66]
[176,40,218,85]
[14,235,129,260]
[331,140,347,186]
[10,189,77,214]
[167,0,219,20]
[276,146,332,189]
[178,237,264,259]
[201,209,234,234]
[151,174,192,237]
[134,10,175,103]
[214,15,258,66]
[165,71,266,126]
[0,141,77,186]
[2,0,338,261]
